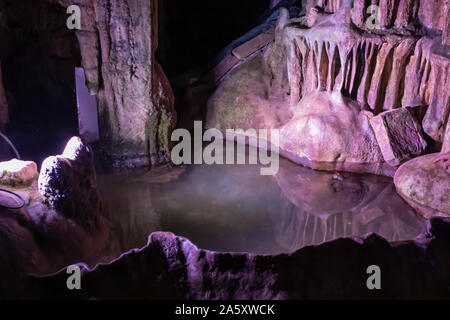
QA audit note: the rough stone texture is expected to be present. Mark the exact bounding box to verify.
[435,117,450,172]
[444,0,450,45]
[348,0,446,32]
[395,154,450,218]
[38,137,101,230]
[18,217,450,299]
[57,0,176,168]
[283,9,449,142]
[206,4,450,175]
[0,159,38,187]
[0,182,109,296]
[279,92,388,175]
[442,110,450,153]
[370,108,427,166]
[0,60,8,128]
[206,50,291,131]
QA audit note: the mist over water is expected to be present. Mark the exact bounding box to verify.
[97,147,425,261]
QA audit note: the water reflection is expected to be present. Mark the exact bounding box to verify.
[97,155,425,261]
[273,160,425,252]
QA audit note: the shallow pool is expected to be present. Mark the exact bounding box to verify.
[97,154,425,260]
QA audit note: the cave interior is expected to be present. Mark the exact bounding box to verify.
[0,0,449,300]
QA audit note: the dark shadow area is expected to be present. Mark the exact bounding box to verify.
[0,0,81,165]
[157,0,271,78]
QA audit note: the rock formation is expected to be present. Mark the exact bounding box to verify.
[395,117,450,218]
[57,0,176,168]
[39,137,101,230]
[20,217,450,299]
[206,1,450,175]
[0,138,109,293]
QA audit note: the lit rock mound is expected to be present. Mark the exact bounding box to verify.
[395,121,450,218]
[39,136,101,230]
[279,91,387,174]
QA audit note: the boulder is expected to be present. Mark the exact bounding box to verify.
[38,137,101,230]
[370,108,427,166]
[279,92,388,175]
[394,154,450,218]
[0,159,38,187]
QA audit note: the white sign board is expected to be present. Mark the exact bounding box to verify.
[75,67,99,143]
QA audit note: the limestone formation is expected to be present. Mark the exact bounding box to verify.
[206,3,450,175]
[57,0,176,168]
[279,91,387,174]
[370,108,427,166]
[39,137,101,230]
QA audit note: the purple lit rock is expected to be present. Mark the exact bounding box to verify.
[38,137,101,230]
[395,154,450,218]
[279,92,387,175]
[370,108,427,167]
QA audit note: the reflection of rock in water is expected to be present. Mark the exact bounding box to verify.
[273,160,425,252]
[97,166,186,261]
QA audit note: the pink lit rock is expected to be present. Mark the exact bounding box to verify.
[205,3,450,176]
[395,154,450,218]
[279,92,387,175]
[370,108,427,166]
[0,159,38,187]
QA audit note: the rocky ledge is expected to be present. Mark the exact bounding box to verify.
[19,217,450,300]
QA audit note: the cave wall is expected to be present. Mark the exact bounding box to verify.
[0,0,80,129]
[285,0,450,144]
[307,0,448,33]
